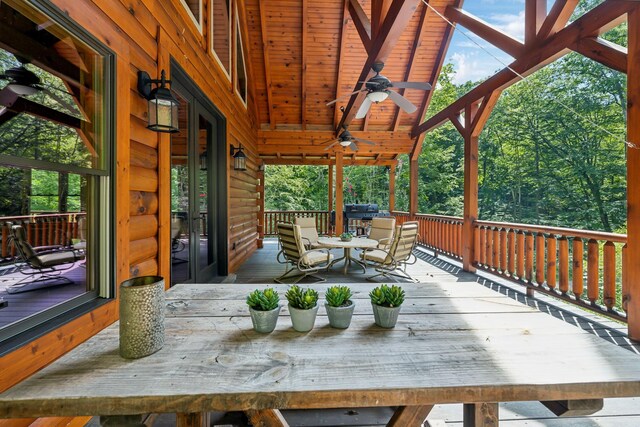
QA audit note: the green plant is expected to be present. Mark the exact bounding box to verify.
[246,288,280,311]
[340,232,353,239]
[285,285,319,309]
[325,285,353,307]
[369,284,405,308]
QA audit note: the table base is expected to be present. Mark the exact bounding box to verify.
[329,247,368,274]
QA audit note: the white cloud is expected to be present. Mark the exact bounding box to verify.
[449,51,507,84]
[489,10,525,40]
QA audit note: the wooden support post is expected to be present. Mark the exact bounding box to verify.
[462,107,478,273]
[628,6,640,341]
[335,153,344,234]
[257,163,265,248]
[176,412,210,427]
[463,403,498,427]
[409,158,418,218]
[328,164,334,235]
[525,0,547,47]
[389,165,396,212]
[387,405,434,426]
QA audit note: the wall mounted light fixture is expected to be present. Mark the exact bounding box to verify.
[199,150,208,171]
[137,69,179,133]
[230,144,247,171]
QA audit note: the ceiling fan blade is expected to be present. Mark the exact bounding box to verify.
[0,87,19,107]
[391,81,432,90]
[326,89,366,106]
[353,137,375,145]
[324,140,341,150]
[349,142,358,151]
[355,97,372,119]
[387,90,418,114]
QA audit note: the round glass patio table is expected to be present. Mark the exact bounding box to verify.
[317,237,378,274]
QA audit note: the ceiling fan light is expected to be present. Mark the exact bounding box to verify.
[339,140,351,147]
[367,90,389,103]
[8,83,37,96]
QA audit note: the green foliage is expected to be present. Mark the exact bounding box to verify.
[285,285,319,309]
[369,284,405,308]
[246,288,280,311]
[325,285,353,307]
[340,232,352,240]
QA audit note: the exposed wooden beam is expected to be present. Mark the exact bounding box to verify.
[445,6,525,58]
[337,0,421,131]
[333,0,351,129]
[371,0,393,40]
[236,0,260,125]
[301,0,308,129]
[573,37,627,74]
[328,164,334,227]
[392,2,428,132]
[525,0,547,47]
[262,157,397,166]
[412,0,633,138]
[258,1,276,129]
[335,153,344,233]
[409,158,418,217]
[7,97,82,129]
[411,0,463,160]
[626,6,640,341]
[537,0,579,41]
[349,0,372,51]
[471,90,502,137]
[450,112,465,135]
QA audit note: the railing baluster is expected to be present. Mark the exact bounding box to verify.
[573,238,586,304]
[492,228,500,271]
[535,233,545,286]
[499,228,507,274]
[603,241,616,311]
[525,232,534,283]
[507,229,515,277]
[1,223,7,258]
[559,237,569,295]
[473,225,480,264]
[479,226,486,266]
[516,230,524,280]
[586,239,599,302]
[546,235,556,290]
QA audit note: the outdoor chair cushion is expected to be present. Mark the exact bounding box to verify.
[360,248,387,264]
[294,216,324,248]
[302,250,333,266]
[37,251,79,268]
[367,217,396,248]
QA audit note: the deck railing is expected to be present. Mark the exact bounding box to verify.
[1,213,86,260]
[263,210,331,236]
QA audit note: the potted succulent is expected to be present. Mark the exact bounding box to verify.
[369,284,405,328]
[285,285,319,332]
[246,287,281,333]
[340,232,353,242]
[324,285,355,329]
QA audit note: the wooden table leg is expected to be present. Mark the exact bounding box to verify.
[245,409,290,427]
[176,412,210,427]
[463,403,499,427]
[387,405,434,426]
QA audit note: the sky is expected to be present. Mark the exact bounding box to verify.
[441,0,527,84]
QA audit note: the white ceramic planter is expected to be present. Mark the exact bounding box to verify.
[289,304,319,332]
[325,301,355,329]
[371,302,401,328]
[249,305,281,333]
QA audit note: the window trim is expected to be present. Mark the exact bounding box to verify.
[210,0,232,80]
[234,4,248,108]
[180,0,204,34]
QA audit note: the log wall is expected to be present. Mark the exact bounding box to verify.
[0,0,259,423]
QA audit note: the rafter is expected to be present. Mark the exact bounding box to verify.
[412,0,633,138]
[258,1,276,129]
[337,0,421,131]
[445,6,525,58]
[537,0,579,41]
[6,97,82,129]
[392,2,428,131]
[573,37,627,74]
[371,0,393,40]
[525,0,547,47]
[333,0,351,129]
[349,0,371,51]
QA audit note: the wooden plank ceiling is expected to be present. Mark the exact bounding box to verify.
[244,0,458,165]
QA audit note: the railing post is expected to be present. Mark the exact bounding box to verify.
[328,164,333,235]
[389,164,395,212]
[409,158,418,220]
[462,131,478,272]
[335,153,344,234]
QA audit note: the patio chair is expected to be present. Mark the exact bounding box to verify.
[171,217,187,263]
[294,216,324,249]
[360,221,419,282]
[7,224,85,294]
[275,222,333,284]
[363,217,396,249]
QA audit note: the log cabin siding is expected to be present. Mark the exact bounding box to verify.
[0,1,259,422]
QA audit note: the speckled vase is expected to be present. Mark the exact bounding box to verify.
[371,302,401,328]
[249,305,281,333]
[119,276,165,359]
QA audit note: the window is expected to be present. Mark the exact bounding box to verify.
[211,0,231,77]
[235,11,247,104]
[181,0,203,32]
[0,0,113,344]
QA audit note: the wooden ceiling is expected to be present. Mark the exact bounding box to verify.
[244,0,460,165]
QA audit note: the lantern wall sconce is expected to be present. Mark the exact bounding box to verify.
[199,151,208,170]
[230,144,247,171]
[137,69,179,133]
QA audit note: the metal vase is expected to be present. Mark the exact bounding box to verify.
[249,305,281,333]
[325,301,355,329]
[289,304,319,332]
[371,302,401,328]
[119,276,165,359]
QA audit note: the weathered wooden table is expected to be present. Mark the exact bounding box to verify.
[1,282,640,427]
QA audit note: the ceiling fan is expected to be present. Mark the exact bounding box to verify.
[322,128,376,152]
[326,62,432,119]
[0,63,78,117]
